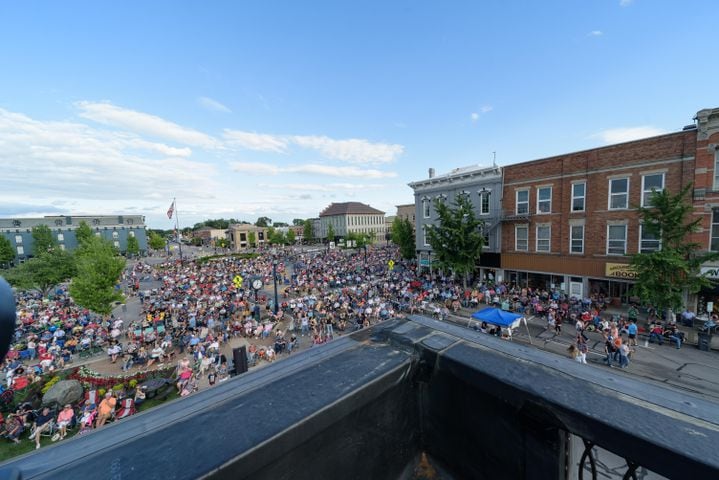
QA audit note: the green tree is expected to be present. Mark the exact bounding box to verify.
[255,217,272,227]
[0,236,14,267]
[630,184,719,316]
[70,237,125,314]
[31,225,56,255]
[391,217,417,260]
[216,238,229,249]
[75,221,94,247]
[286,229,296,244]
[148,231,166,250]
[426,195,484,287]
[4,250,76,296]
[126,235,140,257]
[248,231,257,247]
[292,218,305,226]
[273,222,289,228]
[303,220,314,243]
[327,224,335,242]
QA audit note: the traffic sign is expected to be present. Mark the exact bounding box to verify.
[233,275,243,289]
[388,260,395,271]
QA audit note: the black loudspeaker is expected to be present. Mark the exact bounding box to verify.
[232,346,248,375]
[0,278,16,364]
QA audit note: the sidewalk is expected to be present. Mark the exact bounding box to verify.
[448,304,719,403]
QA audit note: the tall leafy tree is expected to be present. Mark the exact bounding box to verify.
[247,231,257,247]
[426,195,484,287]
[75,221,94,247]
[126,235,140,257]
[286,230,296,244]
[31,225,56,255]
[255,217,272,227]
[303,220,314,243]
[292,218,305,226]
[630,184,719,315]
[4,250,76,296]
[148,231,166,250]
[0,236,14,267]
[327,224,335,242]
[391,217,416,260]
[70,237,125,314]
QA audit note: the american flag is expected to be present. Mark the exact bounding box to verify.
[167,200,175,220]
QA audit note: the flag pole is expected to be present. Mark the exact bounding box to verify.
[174,197,183,262]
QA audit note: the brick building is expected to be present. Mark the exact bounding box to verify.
[501,129,697,304]
[691,108,719,313]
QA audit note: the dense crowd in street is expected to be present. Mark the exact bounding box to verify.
[2,244,718,451]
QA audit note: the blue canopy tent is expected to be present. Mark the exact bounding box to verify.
[470,308,532,343]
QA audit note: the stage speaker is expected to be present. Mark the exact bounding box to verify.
[233,346,248,375]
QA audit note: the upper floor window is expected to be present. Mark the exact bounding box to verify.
[639,224,661,253]
[641,173,665,207]
[479,190,491,215]
[515,225,528,251]
[536,224,551,252]
[14,235,22,244]
[423,226,430,246]
[609,178,629,210]
[711,209,719,252]
[422,198,430,218]
[607,224,627,255]
[16,246,24,255]
[57,233,64,242]
[714,151,719,190]
[129,231,135,238]
[112,231,119,239]
[537,186,552,214]
[571,182,586,212]
[516,190,529,215]
[570,224,584,254]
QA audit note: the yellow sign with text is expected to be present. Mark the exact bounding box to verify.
[605,263,637,280]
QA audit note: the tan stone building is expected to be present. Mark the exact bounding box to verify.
[227,224,268,250]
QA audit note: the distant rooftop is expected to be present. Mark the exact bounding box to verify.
[319,202,385,217]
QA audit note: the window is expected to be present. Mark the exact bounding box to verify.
[536,225,551,252]
[95,232,101,237]
[571,182,585,212]
[129,231,135,238]
[639,224,661,253]
[423,226,430,246]
[711,209,719,251]
[607,225,627,255]
[59,244,66,251]
[515,225,528,251]
[609,178,629,209]
[112,231,119,239]
[641,173,665,207]
[113,241,120,248]
[479,190,491,215]
[516,190,529,215]
[57,233,64,242]
[570,224,584,254]
[16,246,24,255]
[15,235,22,244]
[714,152,719,190]
[537,187,552,214]
[422,198,430,218]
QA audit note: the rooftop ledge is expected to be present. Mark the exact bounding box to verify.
[2,316,718,479]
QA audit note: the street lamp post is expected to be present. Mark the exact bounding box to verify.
[363,245,368,273]
[272,259,279,316]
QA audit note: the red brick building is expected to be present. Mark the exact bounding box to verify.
[500,127,697,304]
[690,108,719,312]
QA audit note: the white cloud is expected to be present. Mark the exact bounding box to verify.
[0,107,222,217]
[480,105,493,113]
[75,101,220,148]
[471,113,479,122]
[592,126,667,144]
[471,106,493,122]
[197,96,232,113]
[588,30,603,37]
[619,0,633,6]
[291,135,403,165]
[257,182,384,192]
[230,161,397,179]
[222,130,288,153]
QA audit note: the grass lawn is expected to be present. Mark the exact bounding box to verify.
[0,389,180,463]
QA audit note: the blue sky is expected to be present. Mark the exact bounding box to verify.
[1,0,716,228]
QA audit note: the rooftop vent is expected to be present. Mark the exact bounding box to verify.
[428,168,435,179]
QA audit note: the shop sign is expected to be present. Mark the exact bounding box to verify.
[700,266,719,279]
[605,263,637,280]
